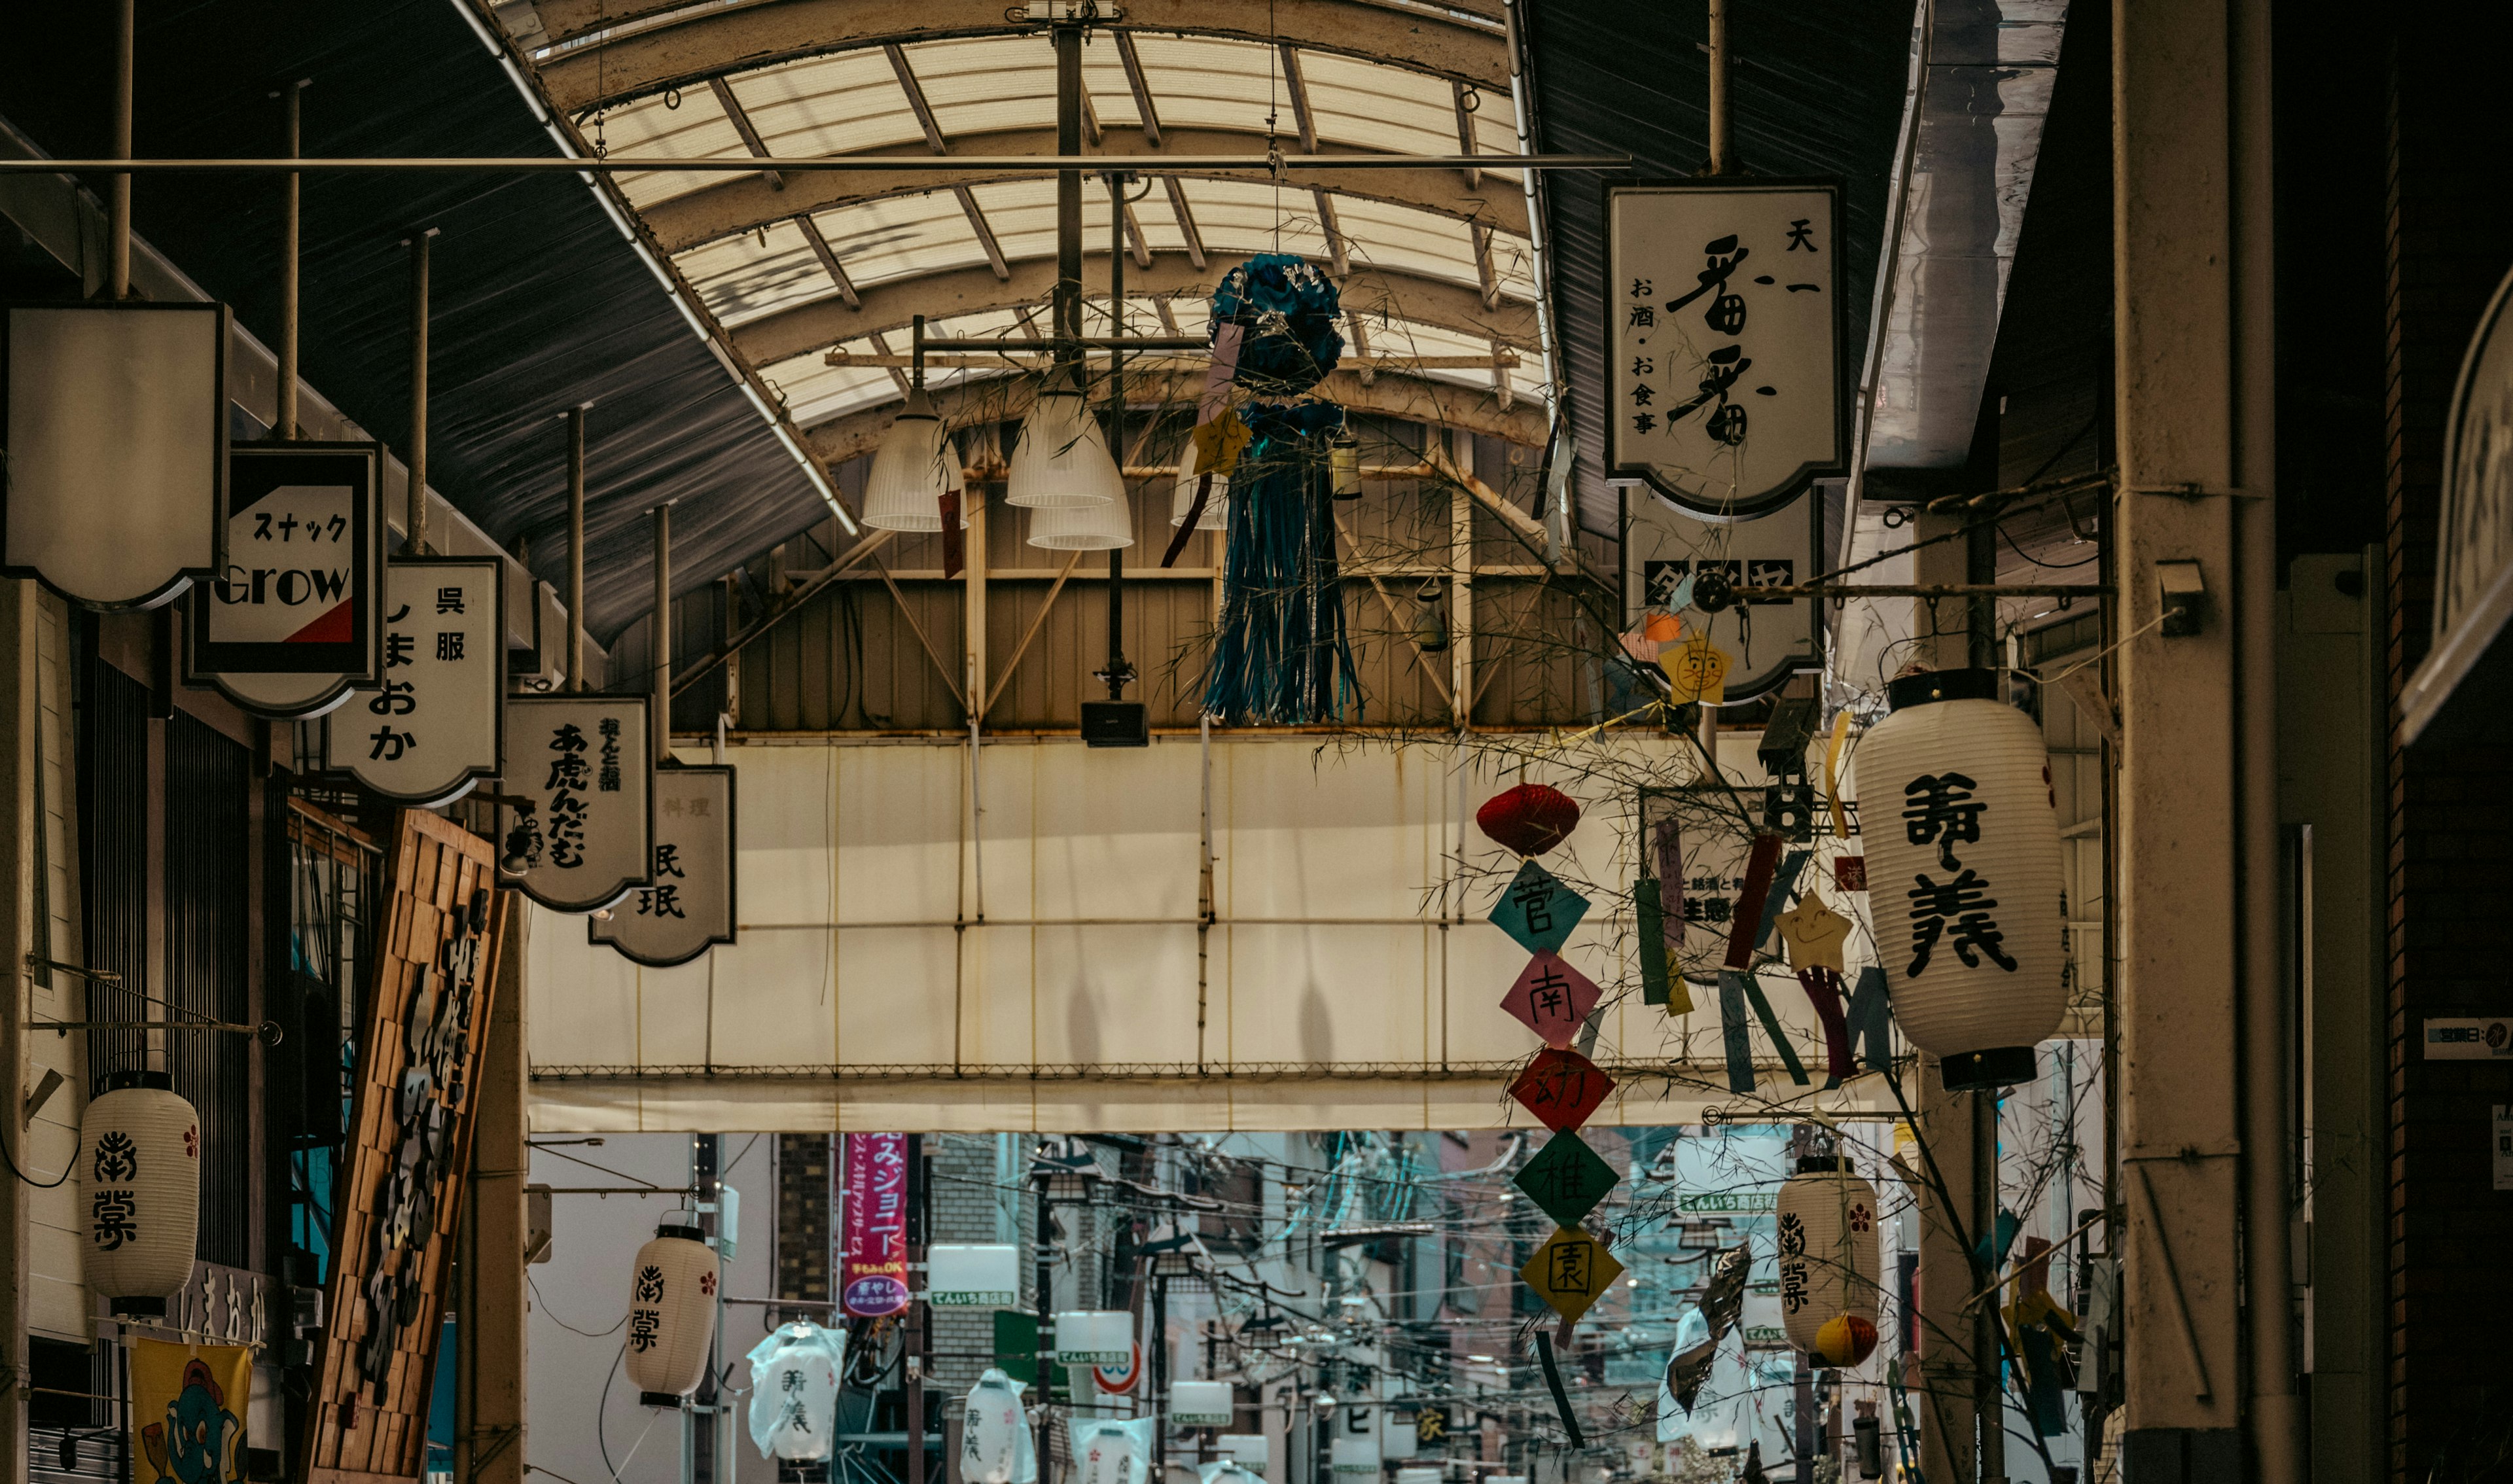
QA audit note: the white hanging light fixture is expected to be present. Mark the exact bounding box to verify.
[79,1069,200,1315]
[1171,460,1230,530]
[1027,484,1135,550]
[626,1212,720,1405]
[963,1369,1036,1484]
[862,388,965,531]
[1773,1154,1882,1365]
[1854,667,2066,1089]
[1005,368,1122,508]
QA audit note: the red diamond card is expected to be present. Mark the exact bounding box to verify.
[1509,1047,1616,1132]
[1501,951,1602,1048]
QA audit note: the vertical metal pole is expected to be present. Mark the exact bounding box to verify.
[907,1133,927,1484]
[653,503,673,764]
[1152,1276,1169,1473]
[1705,0,1732,176]
[1036,1176,1056,1484]
[405,228,438,555]
[107,0,133,299]
[691,1133,721,1484]
[1053,26,1084,361]
[1974,1091,2006,1484]
[1967,523,1998,669]
[1105,173,1129,700]
[276,80,306,438]
[569,406,589,692]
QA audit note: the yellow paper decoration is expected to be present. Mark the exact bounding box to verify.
[1775,891,1852,972]
[1660,635,1730,706]
[1520,1226,1625,1324]
[1188,406,1251,476]
[1824,711,1853,836]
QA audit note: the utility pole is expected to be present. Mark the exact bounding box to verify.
[906,1133,929,1484]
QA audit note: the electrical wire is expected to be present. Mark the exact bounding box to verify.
[529,1274,628,1339]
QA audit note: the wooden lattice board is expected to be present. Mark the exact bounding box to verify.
[304,808,509,1484]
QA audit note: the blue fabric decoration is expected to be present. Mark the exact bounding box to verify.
[1201,402,1359,724]
[1211,253,1345,395]
[1845,966,1895,1072]
[1717,972,1758,1091]
[1754,848,1813,951]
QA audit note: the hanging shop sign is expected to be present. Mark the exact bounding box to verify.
[1605,181,1847,520]
[1623,483,1822,703]
[132,1339,250,1484]
[2405,261,2513,743]
[321,557,505,804]
[926,1243,1022,1306]
[302,811,508,1484]
[1,301,227,609]
[1171,1380,1237,1427]
[187,441,385,718]
[590,763,736,966]
[1052,1310,1135,1366]
[499,693,654,914]
[840,1132,911,1317]
[2423,1017,2513,1059]
[1220,1436,1268,1474]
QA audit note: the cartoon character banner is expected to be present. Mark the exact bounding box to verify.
[131,1339,249,1484]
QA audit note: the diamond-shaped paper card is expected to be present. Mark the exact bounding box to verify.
[1508,1047,1616,1133]
[1489,859,1590,954]
[1501,951,1602,1048]
[1514,1131,1622,1228]
[1520,1226,1625,1325]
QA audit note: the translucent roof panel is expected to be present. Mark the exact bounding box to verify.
[1169,178,1334,267]
[810,192,988,291]
[590,90,748,210]
[1296,50,1522,183]
[1120,35,1287,138]
[907,36,1062,139]
[961,178,1066,268]
[681,219,836,328]
[729,50,925,158]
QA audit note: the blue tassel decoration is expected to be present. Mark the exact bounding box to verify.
[1201,402,1360,725]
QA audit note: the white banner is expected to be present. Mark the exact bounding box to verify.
[1606,182,1845,520]
[321,558,506,804]
[590,764,735,966]
[503,694,654,914]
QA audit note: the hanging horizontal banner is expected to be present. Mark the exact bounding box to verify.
[842,1133,911,1318]
[1605,180,1847,520]
[501,693,655,915]
[590,763,736,967]
[185,441,384,718]
[320,557,506,805]
[1,301,228,609]
[1624,478,1822,703]
[131,1338,251,1483]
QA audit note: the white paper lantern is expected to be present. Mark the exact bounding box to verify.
[744,1320,844,1460]
[1330,1436,1381,1476]
[963,1369,1034,1484]
[1855,667,2066,1088]
[1007,377,1122,508]
[1171,1379,1236,1426]
[79,1070,200,1314]
[1171,462,1230,529]
[1774,1157,1882,1360]
[1219,1434,1270,1474]
[1052,1309,1135,1365]
[863,389,965,531]
[1026,487,1135,550]
[1075,1417,1152,1484]
[626,1214,719,1404]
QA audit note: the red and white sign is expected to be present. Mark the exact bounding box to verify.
[1092,1341,1143,1396]
[840,1133,910,1316]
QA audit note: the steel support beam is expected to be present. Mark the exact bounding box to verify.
[528,0,1509,115]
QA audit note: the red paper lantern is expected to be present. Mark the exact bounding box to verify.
[1476,784,1580,857]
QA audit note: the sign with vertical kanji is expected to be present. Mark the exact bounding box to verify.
[1500,952,1602,1048]
[1606,181,1847,519]
[1513,1131,1621,1228]
[590,764,736,967]
[1520,1226,1623,1324]
[499,694,654,914]
[842,1133,911,1316]
[1488,860,1590,955]
[321,557,505,804]
[186,442,384,718]
[1508,1047,1615,1133]
[1641,786,1758,989]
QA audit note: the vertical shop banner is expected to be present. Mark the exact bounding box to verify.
[1,301,227,609]
[321,557,505,804]
[132,1339,251,1483]
[187,441,384,718]
[841,1133,910,1316]
[1605,181,1846,519]
[590,763,737,966]
[501,693,655,914]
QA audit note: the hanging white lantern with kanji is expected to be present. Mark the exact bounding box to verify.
[1855,667,2066,1088]
[626,1213,719,1404]
[1075,1417,1152,1484]
[79,1070,200,1314]
[1773,1156,1882,1365]
[963,1369,1036,1484]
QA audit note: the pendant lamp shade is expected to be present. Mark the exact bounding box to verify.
[863,390,963,531]
[79,1070,199,1315]
[1006,379,1122,508]
[626,1214,720,1404]
[1171,463,1230,529]
[1774,1156,1882,1363]
[1856,667,2066,1088]
[1026,487,1135,550]
[963,1369,1036,1484]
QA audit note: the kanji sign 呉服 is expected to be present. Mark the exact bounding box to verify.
[1513,1131,1621,1229]
[1607,181,1846,519]
[590,764,737,967]
[1508,1047,1614,1133]
[187,441,383,718]
[501,694,655,914]
[321,557,505,804]
[1488,859,1590,955]
[1520,1226,1624,1324]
